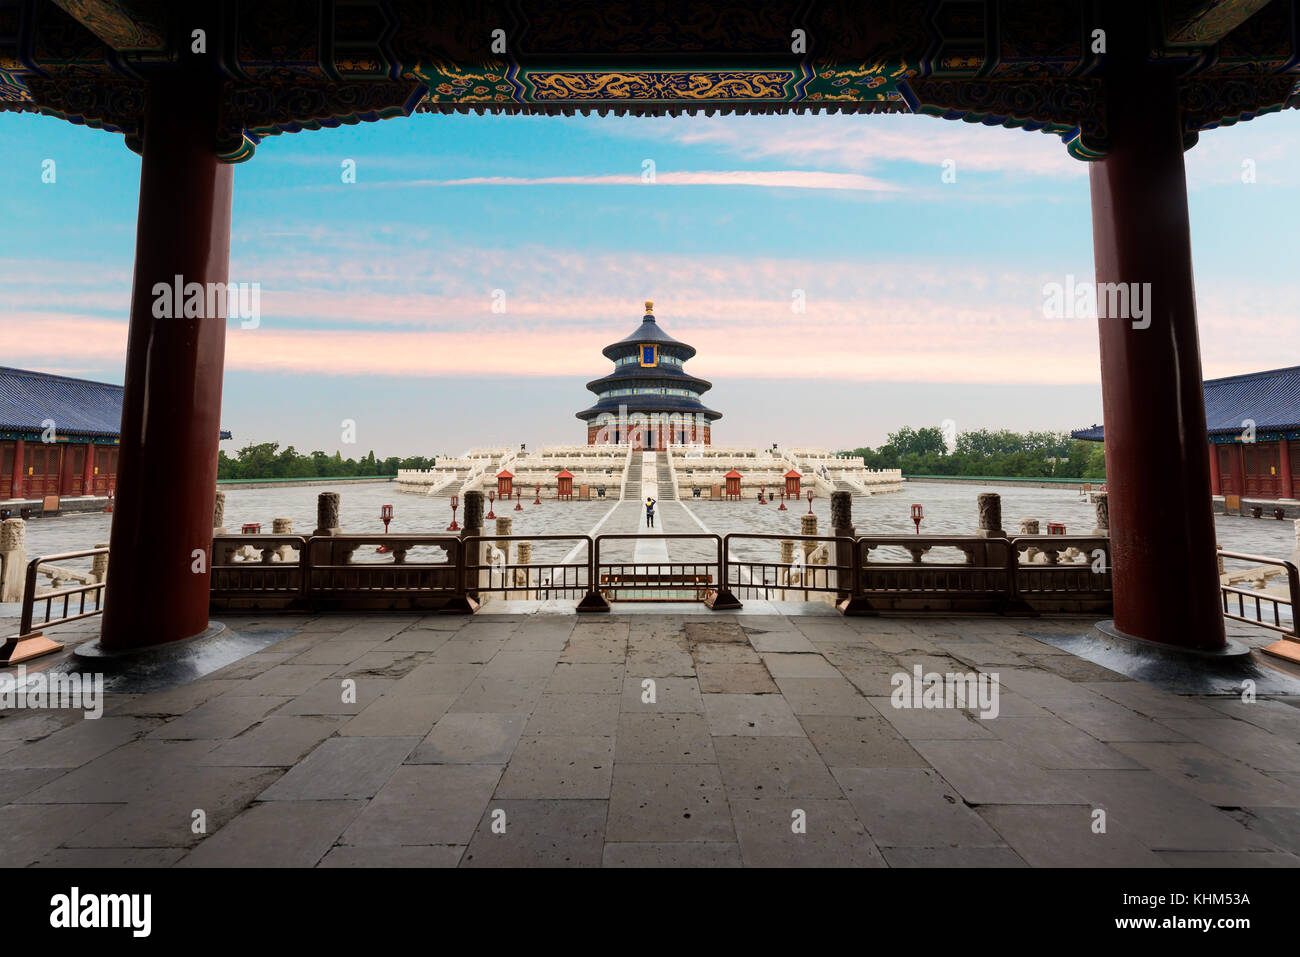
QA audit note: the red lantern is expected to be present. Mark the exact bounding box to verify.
[759,484,766,505]
[447,495,460,531]
[534,483,541,505]
[910,503,923,533]
[778,490,787,511]
[377,503,394,552]
[806,489,814,514]
[514,488,522,511]
[487,490,496,520]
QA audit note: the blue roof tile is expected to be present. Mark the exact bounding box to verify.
[1072,366,1300,441]
[0,367,123,437]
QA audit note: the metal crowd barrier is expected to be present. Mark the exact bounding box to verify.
[10,532,1123,638]
[1217,547,1298,641]
[16,547,109,636]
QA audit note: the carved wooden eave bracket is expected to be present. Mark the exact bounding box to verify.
[11,76,423,161]
[901,73,1300,160]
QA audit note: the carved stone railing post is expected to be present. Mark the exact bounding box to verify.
[0,518,27,602]
[779,539,794,596]
[272,517,294,562]
[213,489,226,533]
[462,490,485,603]
[1019,518,1040,563]
[516,540,532,598]
[1092,491,1109,537]
[310,490,350,574]
[831,490,861,610]
[315,492,340,536]
[91,542,109,583]
[976,492,1008,567]
[494,515,513,596]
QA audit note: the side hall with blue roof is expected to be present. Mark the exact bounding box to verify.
[0,367,230,500]
[1072,366,1300,500]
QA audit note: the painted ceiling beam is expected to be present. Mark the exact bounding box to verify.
[1161,0,1274,46]
[47,0,166,52]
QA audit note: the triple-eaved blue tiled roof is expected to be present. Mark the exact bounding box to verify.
[1072,366,1300,441]
[0,367,124,437]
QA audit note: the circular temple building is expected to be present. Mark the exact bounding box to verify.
[577,301,721,449]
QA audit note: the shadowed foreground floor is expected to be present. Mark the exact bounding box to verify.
[0,611,1298,867]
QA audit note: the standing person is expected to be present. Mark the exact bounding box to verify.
[645,496,656,528]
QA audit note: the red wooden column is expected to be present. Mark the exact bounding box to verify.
[81,442,94,496]
[1279,438,1294,500]
[98,74,232,653]
[1088,20,1225,651]
[58,444,75,496]
[10,439,23,499]
[1208,444,1221,496]
[1228,443,1246,497]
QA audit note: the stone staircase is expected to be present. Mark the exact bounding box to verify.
[623,450,642,500]
[656,453,677,500]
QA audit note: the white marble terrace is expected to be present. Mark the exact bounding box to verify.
[397,446,903,500]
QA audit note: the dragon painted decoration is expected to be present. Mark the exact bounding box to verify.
[2,0,1299,162]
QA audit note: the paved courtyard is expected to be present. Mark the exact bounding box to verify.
[1,610,1298,867]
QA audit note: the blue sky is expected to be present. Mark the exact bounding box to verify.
[2,106,1297,457]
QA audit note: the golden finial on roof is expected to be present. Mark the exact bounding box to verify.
[645,300,654,314]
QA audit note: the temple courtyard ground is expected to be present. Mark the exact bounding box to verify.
[0,608,1297,868]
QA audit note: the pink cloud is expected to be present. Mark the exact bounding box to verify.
[2,240,1294,388]
[355,169,900,192]
[603,113,1084,179]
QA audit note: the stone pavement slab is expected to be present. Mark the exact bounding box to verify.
[318,845,464,867]
[461,799,607,867]
[977,805,1166,867]
[409,712,528,765]
[729,798,886,867]
[616,712,716,764]
[259,736,418,801]
[831,767,1007,847]
[202,715,346,766]
[798,714,928,769]
[714,736,843,799]
[6,610,1300,867]
[494,735,615,799]
[339,764,502,846]
[602,842,743,867]
[606,763,734,843]
[702,693,804,736]
[179,800,365,867]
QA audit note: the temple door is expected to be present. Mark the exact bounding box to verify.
[30,445,61,496]
[65,445,86,496]
[94,448,111,493]
[1291,441,1300,496]
[0,442,12,499]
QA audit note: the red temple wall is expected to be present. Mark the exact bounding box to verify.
[0,439,118,500]
[585,423,711,449]
[1214,438,1299,498]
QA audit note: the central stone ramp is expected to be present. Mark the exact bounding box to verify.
[656,451,677,500]
[623,449,642,500]
[589,458,715,600]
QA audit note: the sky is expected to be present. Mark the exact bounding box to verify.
[2,105,1298,458]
